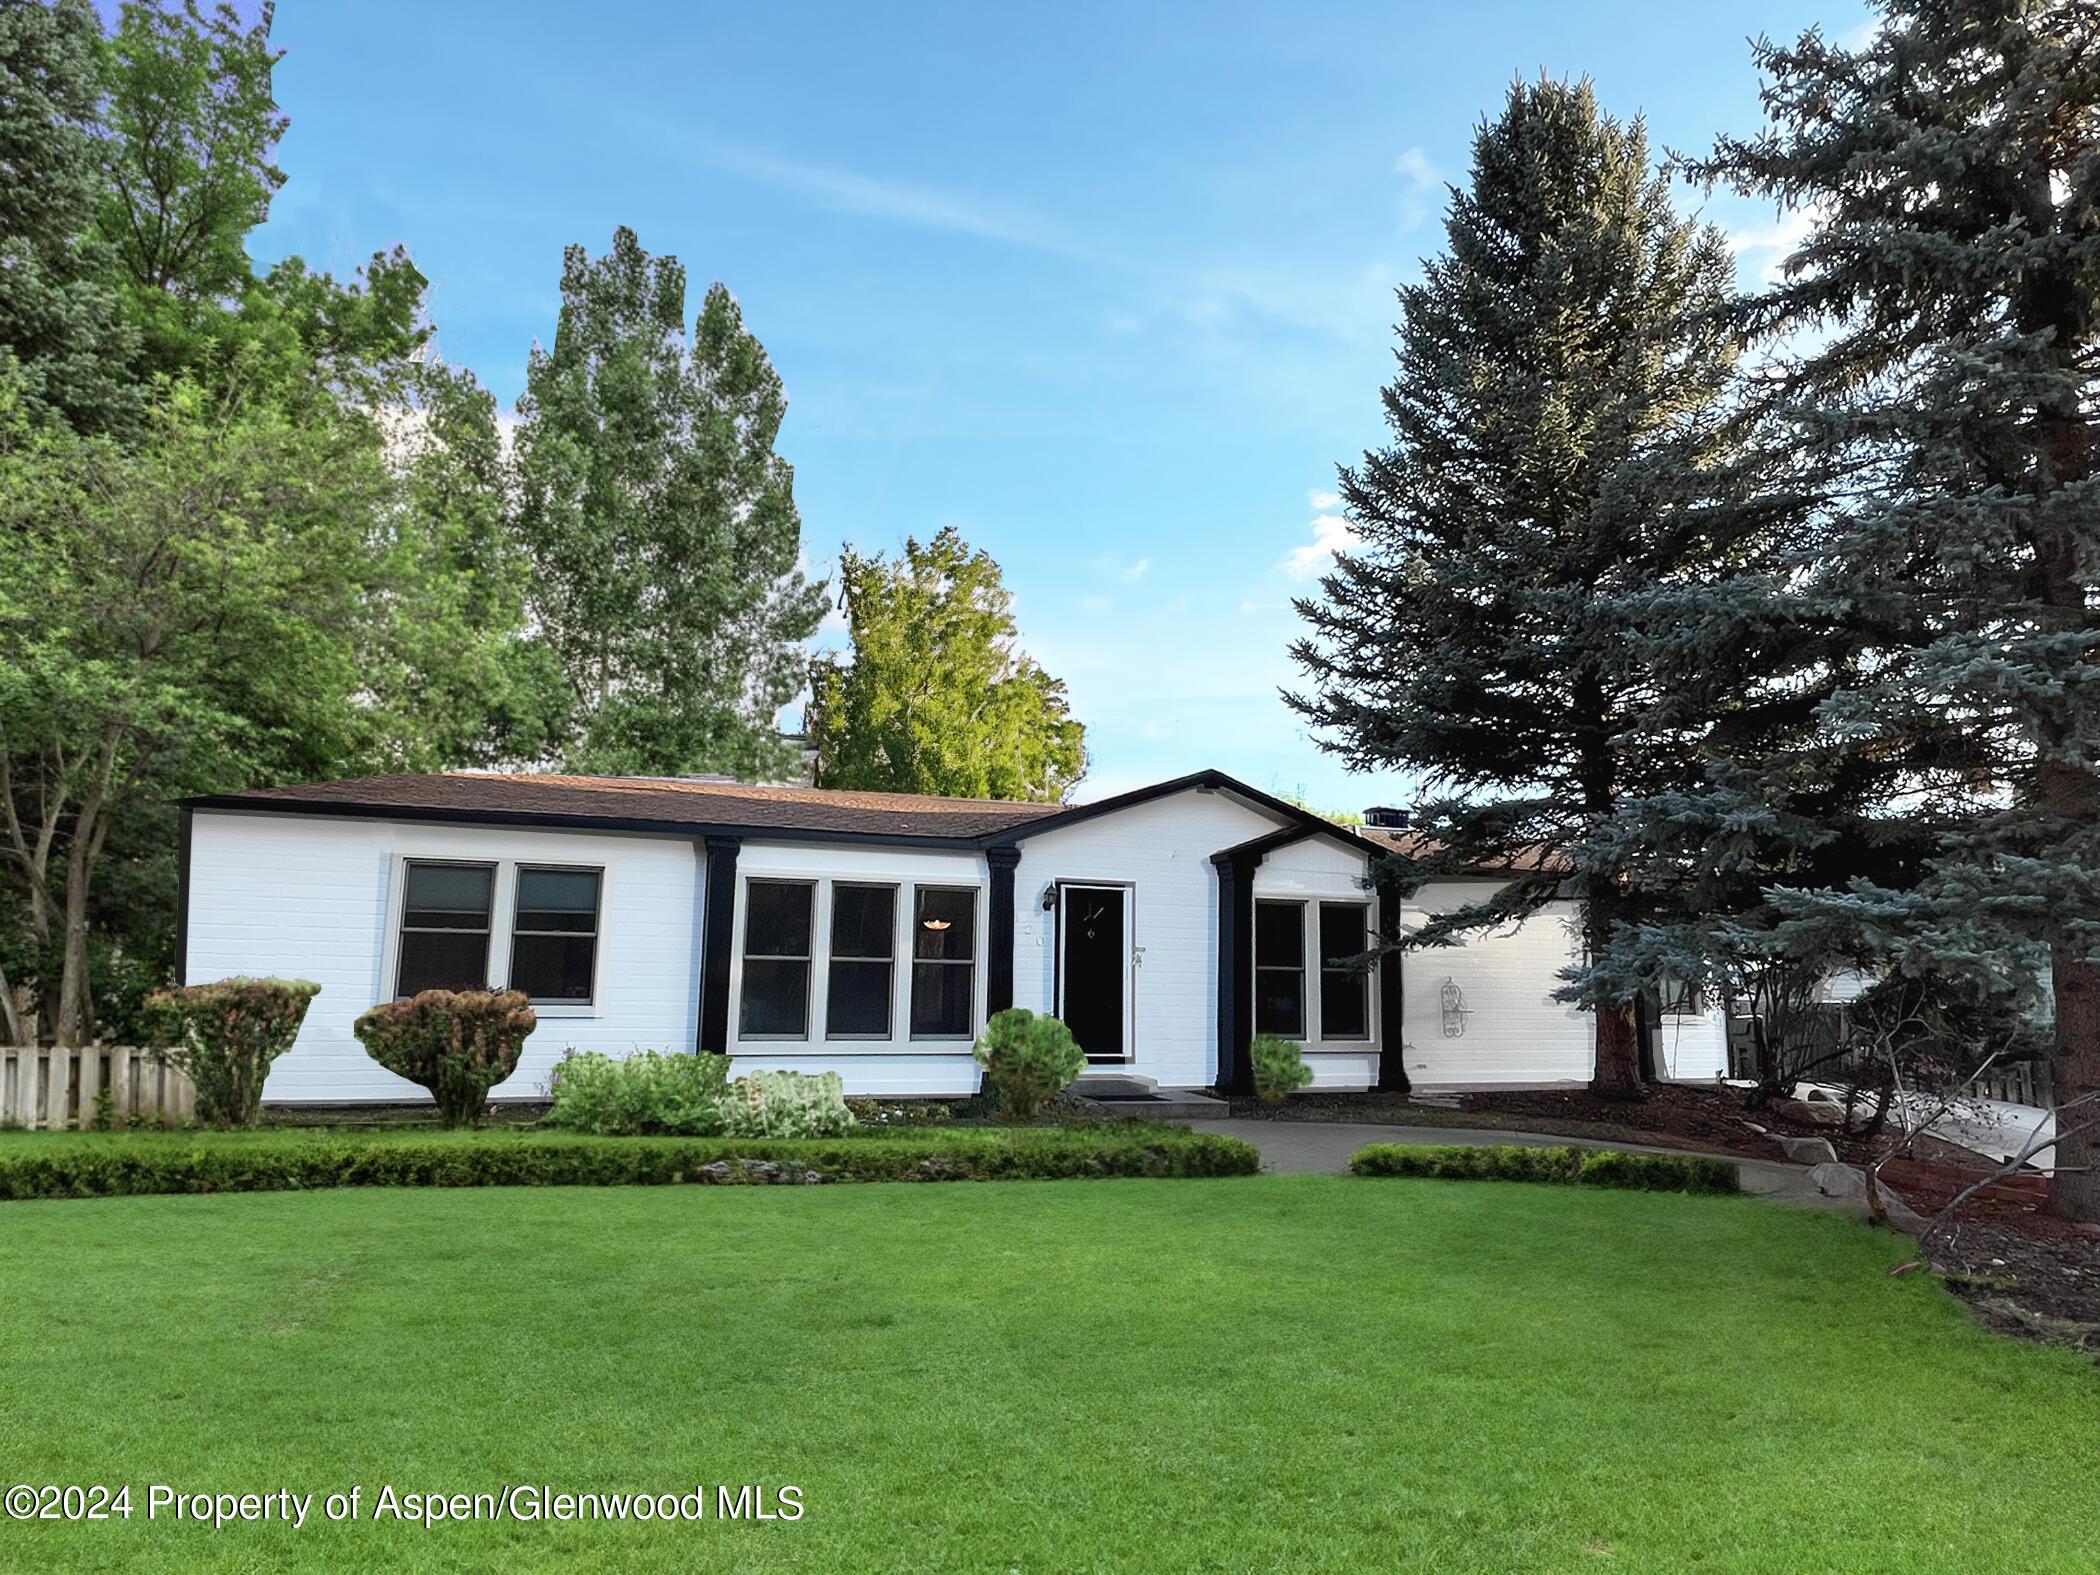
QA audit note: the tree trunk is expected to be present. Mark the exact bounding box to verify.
[1590,1001,1645,1101]
[2044,945,2100,1222]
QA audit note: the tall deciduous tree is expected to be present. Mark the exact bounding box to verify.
[0,378,390,1045]
[1288,78,1751,1099]
[1685,0,2100,1218]
[0,0,137,432]
[513,227,826,781]
[807,527,1086,802]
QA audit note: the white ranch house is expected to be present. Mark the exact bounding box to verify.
[178,769,1730,1103]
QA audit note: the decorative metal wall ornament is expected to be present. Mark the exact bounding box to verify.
[1439,978,1471,1038]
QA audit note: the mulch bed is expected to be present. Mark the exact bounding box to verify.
[1228,1083,2100,1348]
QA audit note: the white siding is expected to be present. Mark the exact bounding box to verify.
[1655,1010,1730,1081]
[186,811,703,1102]
[1252,838,1380,1088]
[1015,787,1283,1089]
[1397,883,1594,1087]
[724,841,988,1093]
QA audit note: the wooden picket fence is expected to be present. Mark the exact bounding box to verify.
[0,1045,197,1130]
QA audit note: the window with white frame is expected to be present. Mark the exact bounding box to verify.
[740,880,814,1037]
[396,862,495,997]
[826,883,897,1037]
[1318,902,1371,1040]
[1254,899,1306,1038]
[509,866,602,1003]
[910,887,976,1038]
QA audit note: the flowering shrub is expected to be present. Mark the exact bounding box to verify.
[720,1069,857,1139]
[141,976,321,1128]
[1251,1033,1314,1102]
[353,990,536,1128]
[973,1008,1086,1123]
[543,1049,730,1135]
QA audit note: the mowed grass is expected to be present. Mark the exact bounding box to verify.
[1,1178,2094,1572]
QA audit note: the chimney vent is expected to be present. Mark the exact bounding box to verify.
[1363,806,1410,829]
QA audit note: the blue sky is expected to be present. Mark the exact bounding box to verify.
[254,1,1866,807]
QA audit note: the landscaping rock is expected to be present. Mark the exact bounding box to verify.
[1774,1133,1840,1165]
[1870,1179,1933,1236]
[1808,1161,1868,1199]
[1774,1097,1845,1128]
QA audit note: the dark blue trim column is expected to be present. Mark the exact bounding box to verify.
[985,844,1022,1017]
[175,807,193,986]
[1212,850,1257,1096]
[697,835,743,1053]
[1374,887,1410,1094]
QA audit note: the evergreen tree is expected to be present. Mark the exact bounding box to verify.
[807,527,1087,802]
[0,0,137,432]
[1685,0,2100,1218]
[1288,78,1751,1098]
[513,228,827,780]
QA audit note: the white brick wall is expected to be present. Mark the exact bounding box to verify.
[1397,882,1594,1087]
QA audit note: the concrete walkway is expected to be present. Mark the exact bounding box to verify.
[1182,1118,1858,1213]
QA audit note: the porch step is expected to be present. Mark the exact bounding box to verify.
[1070,1079,1230,1121]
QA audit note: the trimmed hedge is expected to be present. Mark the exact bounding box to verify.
[1348,1142,1738,1195]
[0,1126,1260,1201]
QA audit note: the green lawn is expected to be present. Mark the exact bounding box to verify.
[1,1178,2093,1572]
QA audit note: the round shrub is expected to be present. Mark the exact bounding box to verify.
[1250,1032,1314,1102]
[141,976,321,1128]
[353,989,536,1128]
[973,1007,1085,1123]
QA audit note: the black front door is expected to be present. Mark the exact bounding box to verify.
[1059,885,1126,1062]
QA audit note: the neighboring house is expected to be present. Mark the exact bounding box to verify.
[177,769,1730,1104]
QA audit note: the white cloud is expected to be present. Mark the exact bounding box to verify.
[1275,487,1358,580]
[1393,146,1441,230]
[644,124,1094,261]
[1727,204,1819,287]
[1122,557,1150,582]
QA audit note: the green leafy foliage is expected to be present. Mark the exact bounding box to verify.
[140,975,319,1127]
[720,1070,857,1139]
[1250,1033,1314,1102]
[807,526,1087,801]
[0,0,136,433]
[352,990,537,1129]
[1349,1142,1737,1195]
[0,1124,1260,1199]
[512,226,826,779]
[542,1049,730,1136]
[972,1008,1087,1122]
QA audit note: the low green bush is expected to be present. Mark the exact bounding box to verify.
[353,990,536,1128]
[1349,1142,1737,1195]
[1250,1033,1314,1102]
[140,976,321,1128]
[543,1049,730,1135]
[721,1069,856,1138]
[973,1007,1085,1121]
[0,1126,1260,1200]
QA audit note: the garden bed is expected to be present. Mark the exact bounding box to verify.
[0,1123,1258,1201]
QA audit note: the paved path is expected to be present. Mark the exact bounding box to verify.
[1182,1118,1859,1213]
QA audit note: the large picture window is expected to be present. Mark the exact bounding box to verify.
[740,880,814,1037]
[826,883,896,1037]
[510,866,602,1003]
[910,887,977,1038]
[396,862,495,997]
[1254,900,1306,1038]
[1318,902,1371,1041]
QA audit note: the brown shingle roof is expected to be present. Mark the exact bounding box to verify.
[192,773,1063,842]
[1356,824,1571,876]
